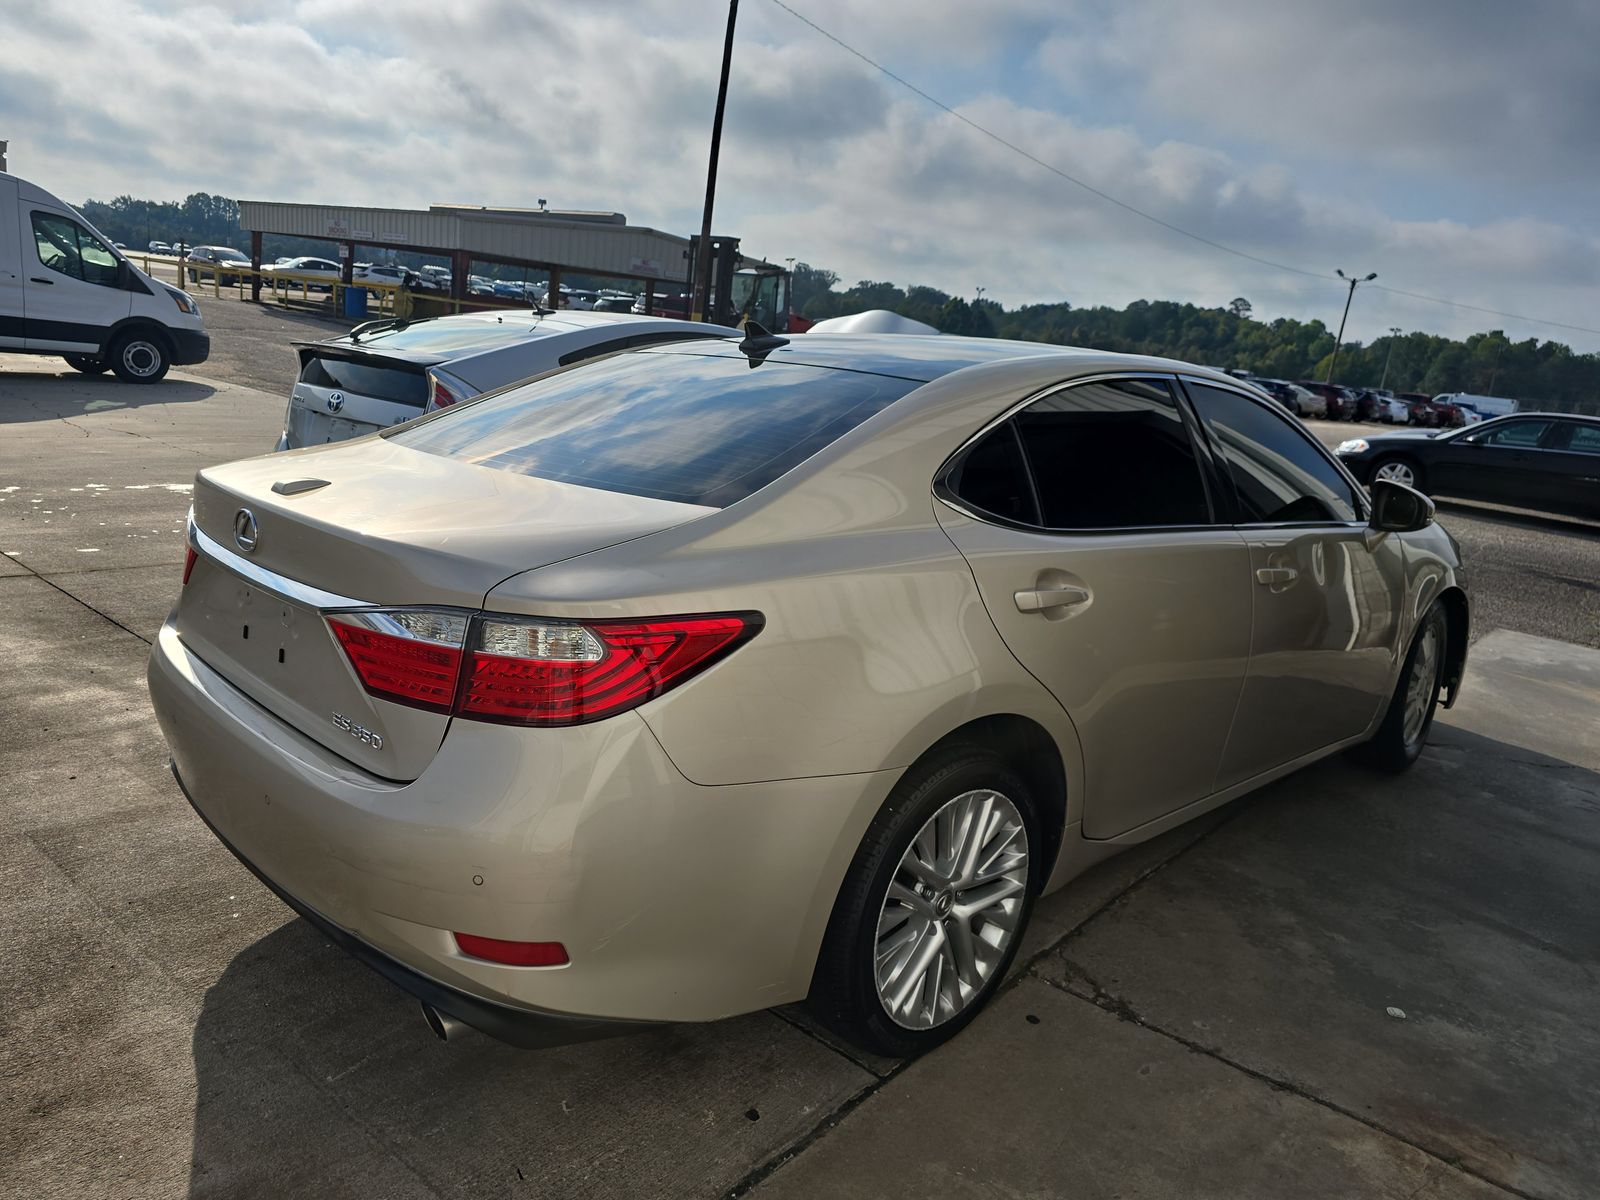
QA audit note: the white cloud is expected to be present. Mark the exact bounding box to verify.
[3,0,1596,348]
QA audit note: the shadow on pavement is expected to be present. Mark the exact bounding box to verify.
[0,369,218,423]
[1435,497,1600,539]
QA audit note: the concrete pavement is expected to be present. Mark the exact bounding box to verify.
[2,356,1598,1199]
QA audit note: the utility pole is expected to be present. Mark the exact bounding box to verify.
[692,0,739,323]
[1379,326,1402,390]
[1325,269,1376,384]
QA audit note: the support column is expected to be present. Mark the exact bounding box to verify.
[547,265,562,309]
[451,250,471,310]
[250,231,262,302]
[644,279,656,316]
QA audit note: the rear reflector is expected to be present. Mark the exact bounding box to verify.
[427,373,467,409]
[182,545,198,586]
[453,933,569,967]
[329,608,760,726]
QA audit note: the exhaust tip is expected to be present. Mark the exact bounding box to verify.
[420,1000,468,1042]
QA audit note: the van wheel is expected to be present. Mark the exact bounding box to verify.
[809,745,1039,1058]
[64,354,110,375]
[109,331,171,384]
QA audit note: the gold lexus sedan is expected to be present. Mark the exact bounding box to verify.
[148,332,1469,1057]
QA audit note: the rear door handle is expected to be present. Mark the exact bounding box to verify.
[1255,567,1298,586]
[29,277,54,285]
[1014,586,1090,613]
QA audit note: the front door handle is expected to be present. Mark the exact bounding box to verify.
[1014,586,1090,613]
[29,277,54,285]
[1255,567,1298,586]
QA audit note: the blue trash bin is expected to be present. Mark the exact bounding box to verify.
[342,285,368,318]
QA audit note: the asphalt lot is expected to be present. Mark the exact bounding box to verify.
[2,345,1599,1199]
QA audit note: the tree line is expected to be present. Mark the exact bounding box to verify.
[793,265,1599,413]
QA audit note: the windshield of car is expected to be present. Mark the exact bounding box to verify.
[389,349,921,507]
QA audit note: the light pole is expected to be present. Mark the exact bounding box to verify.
[1325,269,1376,384]
[975,286,986,306]
[692,0,739,323]
[1379,326,1402,390]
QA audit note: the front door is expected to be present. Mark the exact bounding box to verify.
[935,376,1252,839]
[1545,421,1600,519]
[1182,381,1406,787]
[1428,417,1557,506]
[21,206,130,351]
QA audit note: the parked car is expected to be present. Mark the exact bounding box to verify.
[275,310,742,450]
[1430,400,1469,428]
[631,292,693,319]
[154,339,1468,1057]
[261,256,341,292]
[1246,378,1299,414]
[1436,392,1518,419]
[1371,391,1411,424]
[1397,393,1437,426]
[149,240,173,255]
[419,266,452,287]
[1337,413,1600,519]
[187,245,253,286]
[354,264,408,293]
[1296,381,1350,419]
[1452,403,1486,426]
[1347,389,1380,423]
[0,170,209,382]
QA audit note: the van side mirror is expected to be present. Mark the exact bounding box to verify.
[1369,479,1434,533]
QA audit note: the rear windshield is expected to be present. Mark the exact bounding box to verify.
[389,351,920,507]
[299,354,428,408]
[348,318,554,357]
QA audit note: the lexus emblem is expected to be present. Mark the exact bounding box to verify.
[326,391,345,414]
[233,508,259,554]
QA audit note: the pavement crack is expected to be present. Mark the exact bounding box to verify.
[2,555,152,645]
[1035,972,1537,1200]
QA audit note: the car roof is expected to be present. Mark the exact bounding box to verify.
[309,310,743,363]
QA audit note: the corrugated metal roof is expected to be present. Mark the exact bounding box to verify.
[237,200,701,281]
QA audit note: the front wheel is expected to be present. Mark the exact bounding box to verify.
[108,331,172,384]
[1370,455,1424,492]
[63,354,109,375]
[1354,603,1448,772]
[809,746,1039,1058]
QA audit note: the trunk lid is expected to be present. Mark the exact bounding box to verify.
[177,436,714,779]
[286,346,436,448]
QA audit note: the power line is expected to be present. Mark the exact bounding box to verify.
[763,0,1600,340]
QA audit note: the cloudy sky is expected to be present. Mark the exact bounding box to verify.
[5,0,1597,348]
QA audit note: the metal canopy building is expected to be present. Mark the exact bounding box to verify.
[236,199,739,302]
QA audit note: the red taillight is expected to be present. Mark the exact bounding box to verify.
[428,374,464,409]
[453,933,568,967]
[457,614,759,726]
[327,608,759,727]
[182,545,198,585]
[328,611,467,712]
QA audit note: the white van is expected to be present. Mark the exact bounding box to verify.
[0,172,208,382]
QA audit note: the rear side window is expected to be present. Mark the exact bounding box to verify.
[390,352,918,507]
[947,378,1211,530]
[1560,423,1600,454]
[1187,383,1359,523]
[299,354,428,408]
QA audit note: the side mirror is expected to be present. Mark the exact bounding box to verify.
[1369,479,1434,534]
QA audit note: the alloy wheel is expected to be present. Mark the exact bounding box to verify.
[874,789,1029,1030]
[1374,460,1416,488]
[1402,622,1441,746]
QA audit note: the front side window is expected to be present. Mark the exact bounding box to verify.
[947,378,1212,530]
[32,213,121,288]
[1476,419,1551,448]
[1187,383,1360,524]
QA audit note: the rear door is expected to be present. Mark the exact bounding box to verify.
[935,375,1253,839]
[1544,421,1600,519]
[287,348,430,446]
[0,177,21,347]
[1182,380,1405,787]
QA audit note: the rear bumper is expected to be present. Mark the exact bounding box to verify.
[146,619,889,1031]
[173,763,649,1048]
[170,329,210,365]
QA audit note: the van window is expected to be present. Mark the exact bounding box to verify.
[32,213,121,288]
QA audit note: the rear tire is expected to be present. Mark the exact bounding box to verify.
[108,330,171,384]
[809,745,1040,1058]
[63,354,109,375]
[1354,603,1447,772]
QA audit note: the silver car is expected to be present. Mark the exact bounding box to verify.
[151,334,1468,1057]
[276,310,740,450]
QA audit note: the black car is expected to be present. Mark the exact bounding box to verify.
[1335,413,1600,520]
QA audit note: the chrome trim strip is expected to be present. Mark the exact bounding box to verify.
[188,519,374,611]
